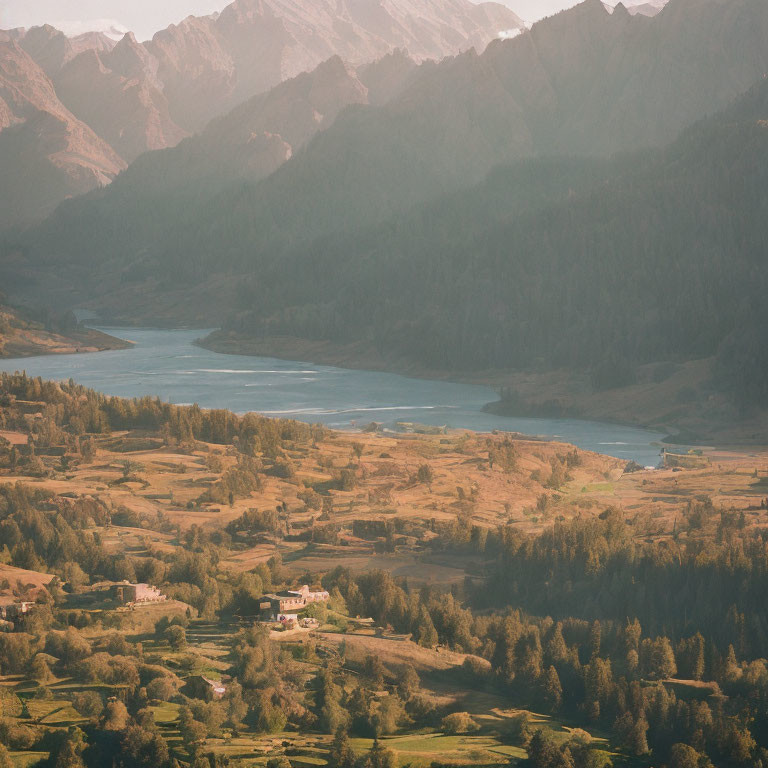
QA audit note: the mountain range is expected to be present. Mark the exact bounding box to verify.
[14,0,768,288]
[0,0,522,229]
[604,0,667,16]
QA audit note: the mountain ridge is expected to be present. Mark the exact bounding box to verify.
[0,39,126,230]
[0,0,522,228]
[41,0,768,282]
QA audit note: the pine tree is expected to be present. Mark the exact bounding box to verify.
[691,635,705,681]
[724,644,741,683]
[543,666,562,712]
[589,620,602,659]
[364,655,386,689]
[668,743,705,768]
[628,716,650,756]
[527,730,560,768]
[329,727,355,768]
[546,622,568,665]
[53,729,87,768]
[0,744,13,768]
[622,618,642,654]
[414,605,438,648]
[364,739,395,768]
[557,746,575,768]
[397,664,420,701]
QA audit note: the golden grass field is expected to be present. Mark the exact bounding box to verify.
[2,421,768,603]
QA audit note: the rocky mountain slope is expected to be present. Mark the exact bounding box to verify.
[0,0,522,228]
[17,24,117,77]
[0,50,419,300]
[0,38,126,230]
[604,0,667,16]
[53,32,188,163]
[145,0,523,131]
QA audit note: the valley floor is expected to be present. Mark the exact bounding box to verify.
[1,375,767,768]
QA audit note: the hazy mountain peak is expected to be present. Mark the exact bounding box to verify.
[69,31,117,56]
[18,22,124,77]
[218,0,270,24]
[578,0,611,16]
[604,0,668,16]
[58,48,108,79]
[1,0,533,224]
[314,54,354,76]
[357,47,418,104]
[106,30,159,84]
[612,2,631,17]
[18,24,73,77]
[0,29,25,44]
[145,0,524,133]
[110,30,151,60]
[117,30,138,45]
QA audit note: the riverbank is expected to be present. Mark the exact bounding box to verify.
[0,306,132,359]
[0,326,665,466]
[199,330,766,447]
[1,328,133,358]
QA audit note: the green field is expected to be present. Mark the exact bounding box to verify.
[349,733,527,766]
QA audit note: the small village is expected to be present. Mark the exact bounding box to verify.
[1,578,331,632]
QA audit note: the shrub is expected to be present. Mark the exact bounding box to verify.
[441,712,479,734]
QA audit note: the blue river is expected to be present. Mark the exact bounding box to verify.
[0,327,666,466]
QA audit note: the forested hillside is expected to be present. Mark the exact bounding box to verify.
[2,0,767,440]
[2,375,768,767]
[206,79,768,411]
[5,0,768,421]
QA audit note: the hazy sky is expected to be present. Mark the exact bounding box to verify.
[1,0,579,41]
[2,0,235,41]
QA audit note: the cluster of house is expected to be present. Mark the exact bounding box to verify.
[258,584,329,622]
[0,582,169,626]
[1,581,326,632]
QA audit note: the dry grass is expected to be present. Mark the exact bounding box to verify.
[315,631,472,673]
[3,403,768,591]
[0,564,54,589]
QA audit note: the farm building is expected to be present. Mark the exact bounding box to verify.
[258,584,329,620]
[182,675,227,700]
[0,601,35,620]
[109,581,166,605]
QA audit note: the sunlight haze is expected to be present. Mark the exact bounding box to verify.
[2,0,768,764]
[1,0,578,38]
[2,0,236,40]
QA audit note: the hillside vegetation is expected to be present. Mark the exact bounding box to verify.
[1,376,768,767]
[207,84,768,416]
